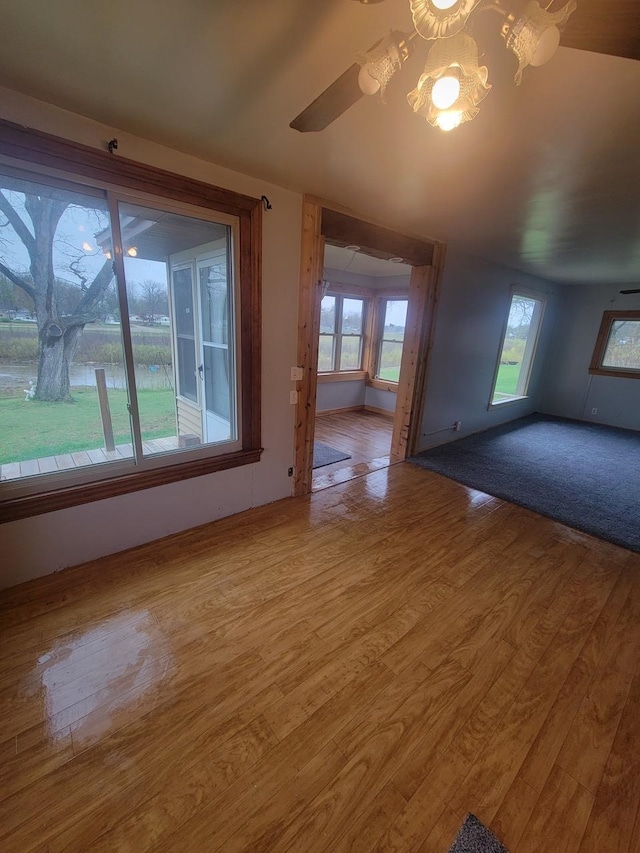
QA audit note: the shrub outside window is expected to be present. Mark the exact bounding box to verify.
[590,311,640,378]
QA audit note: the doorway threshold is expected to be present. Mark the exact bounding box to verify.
[312,455,391,492]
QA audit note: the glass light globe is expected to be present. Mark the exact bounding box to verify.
[531,24,561,66]
[431,75,460,109]
[357,64,381,96]
[431,0,459,9]
[436,111,463,131]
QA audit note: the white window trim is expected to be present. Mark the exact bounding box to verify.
[318,292,365,374]
[488,287,546,409]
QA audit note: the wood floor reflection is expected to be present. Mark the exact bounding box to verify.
[1,463,639,852]
[313,410,393,491]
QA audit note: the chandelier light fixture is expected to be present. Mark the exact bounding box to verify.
[354,0,579,131]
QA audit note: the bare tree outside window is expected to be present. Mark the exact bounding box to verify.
[0,178,114,402]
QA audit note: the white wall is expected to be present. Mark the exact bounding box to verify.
[538,284,640,431]
[365,385,396,413]
[0,88,301,589]
[316,380,365,412]
[419,250,559,450]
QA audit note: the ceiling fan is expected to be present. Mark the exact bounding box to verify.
[290,0,640,133]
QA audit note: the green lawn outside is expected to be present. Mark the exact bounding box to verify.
[0,320,169,336]
[493,363,521,399]
[0,387,175,464]
[378,367,400,381]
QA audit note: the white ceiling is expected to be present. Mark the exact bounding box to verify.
[1,0,639,285]
[324,244,412,277]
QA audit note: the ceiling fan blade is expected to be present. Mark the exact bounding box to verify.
[560,0,640,61]
[290,63,363,133]
[620,289,640,294]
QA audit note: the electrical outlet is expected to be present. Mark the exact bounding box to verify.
[290,366,304,381]
[289,390,299,405]
[288,467,294,477]
[454,420,462,431]
[591,408,598,415]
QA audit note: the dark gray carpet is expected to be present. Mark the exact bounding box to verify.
[448,814,509,852]
[312,441,351,469]
[410,414,640,553]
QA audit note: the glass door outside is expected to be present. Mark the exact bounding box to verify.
[198,247,236,444]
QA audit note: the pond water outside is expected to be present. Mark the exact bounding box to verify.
[0,363,173,396]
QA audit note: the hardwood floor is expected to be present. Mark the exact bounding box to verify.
[1,463,640,851]
[313,409,393,491]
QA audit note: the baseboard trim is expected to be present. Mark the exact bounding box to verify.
[316,405,364,417]
[364,405,395,419]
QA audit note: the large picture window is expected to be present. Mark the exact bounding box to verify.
[590,311,640,378]
[318,293,364,373]
[491,292,545,405]
[0,122,261,521]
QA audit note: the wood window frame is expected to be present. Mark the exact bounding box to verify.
[318,291,365,376]
[589,310,640,379]
[370,296,410,389]
[317,287,411,389]
[0,119,262,523]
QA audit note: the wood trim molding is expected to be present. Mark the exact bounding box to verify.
[588,368,640,379]
[316,405,364,417]
[324,282,376,298]
[362,296,381,380]
[367,377,398,393]
[364,405,395,419]
[294,194,444,496]
[304,193,438,253]
[0,449,262,523]
[390,244,446,462]
[589,310,640,379]
[0,121,263,522]
[374,288,411,299]
[0,119,258,216]
[321,208,435,267]
[405,244,446,457]
[317,371,367,384]
[294,200,324,496]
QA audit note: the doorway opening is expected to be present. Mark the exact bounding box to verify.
[312,245,412,491]
[294,197,445,496]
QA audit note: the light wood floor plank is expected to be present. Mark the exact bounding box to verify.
[516,764,594,853]
[1,463,639,852]
[577,642,640,852]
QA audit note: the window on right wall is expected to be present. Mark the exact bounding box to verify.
[375,298,408,383]
[491,292,546,405]
[590,311,640,378]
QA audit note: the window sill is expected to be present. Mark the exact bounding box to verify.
[367,378,399,392]
[489,395,529,409]
[588,367,640,380]
[317,371,367,384]
[0,447,262,523]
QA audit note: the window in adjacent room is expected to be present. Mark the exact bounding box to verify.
[590,311,640,378]
[375,299,408,383]
[318,293,364,372]
[491,292,545,404]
